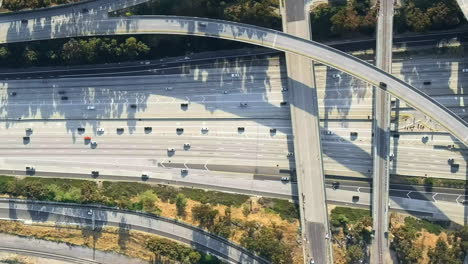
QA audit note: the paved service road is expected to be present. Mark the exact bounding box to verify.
[0,198,268,264]
[1,16,466,145]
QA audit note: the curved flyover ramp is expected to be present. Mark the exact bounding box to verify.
[1,16,466,144]
[0,198,268,264]
[457,0,468,19]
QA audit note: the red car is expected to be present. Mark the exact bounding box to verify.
[84,136,91,140]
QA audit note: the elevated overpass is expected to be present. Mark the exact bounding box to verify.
[0,16,466,145]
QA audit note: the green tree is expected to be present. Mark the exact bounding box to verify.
[61,39,84,64]
[346,244,365,263]
[405,5,431,32]
[138,190,159,212]
[175,193,187,217]
[23,48,38,65]
[330,7,361,34]
[428,237,463,264]
[391,225,423,264]
[120,37,150,60]
[241,224,292,263]
[191,204,218,229]
[0,47,10,60]
[80,181,101,203]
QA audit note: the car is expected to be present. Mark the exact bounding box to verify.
[82,8,89,13]
[77,127,85,133]
[165,87,173,91]
[423,81,431,85]
[448,158,455,164]
[332,181,340,190]
[238,127,245,133]
[270,128,277,134]
[352,195,360,202]
[23,136,30,142]
[144,127,152,132]
[389,153,395,161]
[181,169,188,174]
[84,136,91,140]
[281,177,290,182]
[223,90,229,94]
[280,101,288,106]
[91,171,99,177]
[281,87,288,92]
[87,105,95,110]
[181,103,189,108]
[462,69,468,73]
[130,104,137,109]
[332,73,340,78]
[26,166,34,171]
[309,259,315,264]
[231,73,240,78]
[379,82,387,89]
[325,233,330,239]
[87,210,93,215]
[198,22,207,28]
[90,141,97,146]
[58,91,66,95]
[167,148,175,152]
[176,128,184,133]
[25,128,33,133]
[141,173,149,180]
[239,102,248,107]
[287,152,294,157]
[21,19,28,24]
[325,130,333,135]
[116,128,124,133]
[201,127,209,132]
[61,96,68,100]
[9,92,17,96]
[184,143,191,148]
[97,128,104,133]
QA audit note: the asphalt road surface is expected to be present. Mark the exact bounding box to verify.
[281,0,331,263]
[0,16,466,144]
[371,1,393,263]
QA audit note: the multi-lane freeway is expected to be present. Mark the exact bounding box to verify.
[0,16,466,145]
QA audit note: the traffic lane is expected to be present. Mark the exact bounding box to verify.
[2,17,466,144]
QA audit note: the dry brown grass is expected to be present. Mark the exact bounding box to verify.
[156,197,303,263]
[0,220,155,261]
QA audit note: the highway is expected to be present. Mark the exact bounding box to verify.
[371,0,393,263]
[0,16,466,145]
[280,0,331,263]
[0,198,268,264]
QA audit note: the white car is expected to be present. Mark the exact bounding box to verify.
[231,73,240,78]
[87,105,95,110]
[332,73,341,78]
[462,69,468,73]
[167,148,175,152]
[165,87,173,91]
